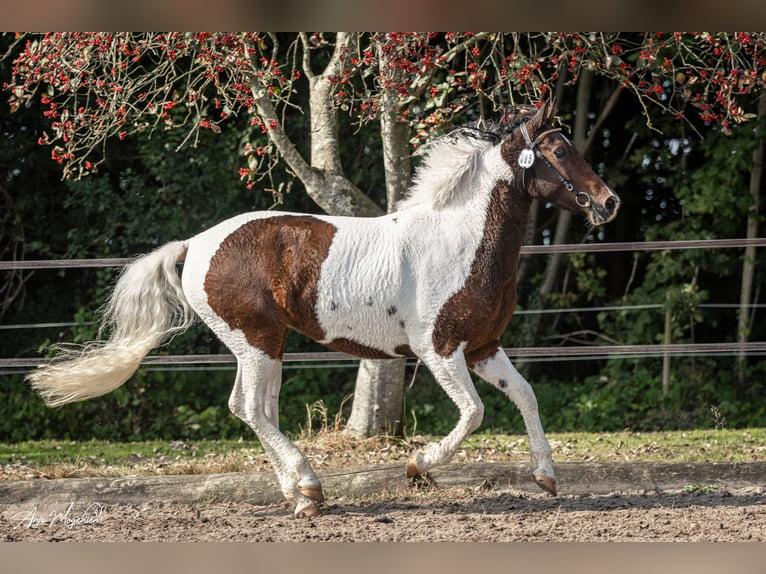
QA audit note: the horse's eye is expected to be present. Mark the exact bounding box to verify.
[554,147,566,159]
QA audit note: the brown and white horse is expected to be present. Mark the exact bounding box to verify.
[28,101,619,517]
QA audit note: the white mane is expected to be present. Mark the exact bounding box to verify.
[397,129,500,211]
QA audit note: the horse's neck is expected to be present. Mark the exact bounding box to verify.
[468,180,531,285]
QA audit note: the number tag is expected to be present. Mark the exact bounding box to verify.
[518,148,535,169]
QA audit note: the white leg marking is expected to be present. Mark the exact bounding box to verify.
[471,348,556,493]
[407,344,484,476]
[228,348,323,516]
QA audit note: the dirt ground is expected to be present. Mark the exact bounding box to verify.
[2,482,764,542]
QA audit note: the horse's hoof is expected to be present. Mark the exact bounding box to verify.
[534,473,557,496]
[299,485,325,503]
[406,449,428,478]
[294,499,323,518]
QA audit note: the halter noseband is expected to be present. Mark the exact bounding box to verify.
[518,122,592,208]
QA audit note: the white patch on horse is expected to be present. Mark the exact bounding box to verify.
[312,215,406,353]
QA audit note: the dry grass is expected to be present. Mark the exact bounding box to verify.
[2,420,764,481]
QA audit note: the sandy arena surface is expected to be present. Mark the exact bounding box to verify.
[2,482,764,542]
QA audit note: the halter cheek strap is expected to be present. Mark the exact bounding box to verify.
[518,122,592,208]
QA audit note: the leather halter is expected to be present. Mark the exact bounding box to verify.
[518,122,592,208]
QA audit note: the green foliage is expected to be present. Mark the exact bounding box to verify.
[280,365,358,435]
[570,252,608,302]
[683,484,720,494]
[59,117,276,259]
[0,438,266,468]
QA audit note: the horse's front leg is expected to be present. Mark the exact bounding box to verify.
[470,346,557,495]
[406,344,485,477]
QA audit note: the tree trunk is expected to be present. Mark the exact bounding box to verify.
[539,70,593,302]
[345,358,407,437]
[247,33,382,218]
[345,39,412,437]
[303,33,382,217]
[737,88,766,385]
[252,34,412,436]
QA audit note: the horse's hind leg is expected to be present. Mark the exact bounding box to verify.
[470,346,556,495]
[227,342,324,517]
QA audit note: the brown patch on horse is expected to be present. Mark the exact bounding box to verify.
[395,344,416,358]
[323,338,390,359]
[204,216,336,358]
[432,181,529,366]
[321,339,416,359]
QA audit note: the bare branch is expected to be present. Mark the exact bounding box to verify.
[242,39,319,191]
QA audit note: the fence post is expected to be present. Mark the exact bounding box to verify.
[662,294,672,399]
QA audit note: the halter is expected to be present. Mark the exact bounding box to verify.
[518,122,592,208]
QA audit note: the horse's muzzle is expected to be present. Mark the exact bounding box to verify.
[588,187,620,225]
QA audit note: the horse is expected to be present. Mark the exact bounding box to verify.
[28,101,620,518]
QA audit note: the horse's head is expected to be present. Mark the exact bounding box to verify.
[501,101,620,226]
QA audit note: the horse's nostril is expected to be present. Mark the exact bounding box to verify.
[605,196,617,214]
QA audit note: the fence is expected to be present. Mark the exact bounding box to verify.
[2,237,766,376]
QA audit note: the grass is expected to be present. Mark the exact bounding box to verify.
[0,439,271,480]
[1,427,764,481]
[462,428,766,464]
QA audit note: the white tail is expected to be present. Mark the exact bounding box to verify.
[27,240,195,407]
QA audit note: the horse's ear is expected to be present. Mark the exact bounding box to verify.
[544,98,558,122]
[526,99,557,133]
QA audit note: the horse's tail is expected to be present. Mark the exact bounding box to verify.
[27,240,195,407]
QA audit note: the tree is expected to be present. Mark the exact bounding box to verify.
[344,36,411,436]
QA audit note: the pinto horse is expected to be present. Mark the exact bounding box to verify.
[28,101,619,517]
